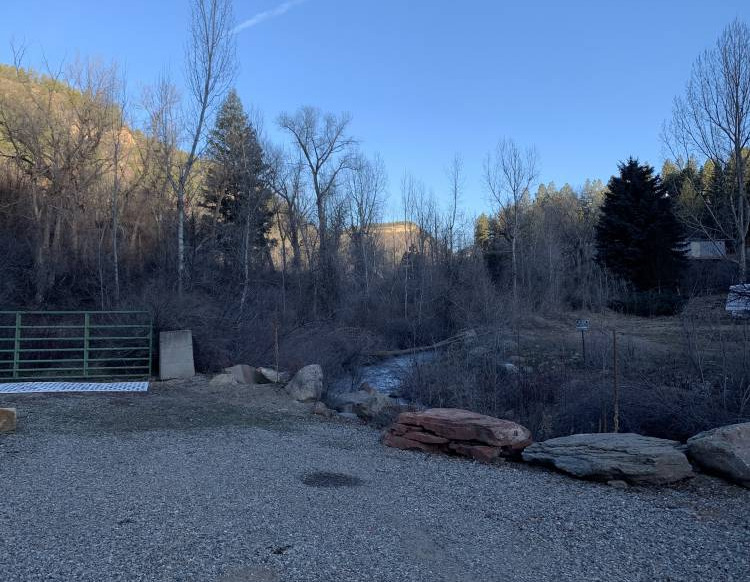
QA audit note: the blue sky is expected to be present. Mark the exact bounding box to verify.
[2,0,750,218]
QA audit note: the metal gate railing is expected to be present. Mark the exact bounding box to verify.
[0,311,152,382]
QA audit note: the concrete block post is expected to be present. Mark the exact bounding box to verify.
[159,330,196,380]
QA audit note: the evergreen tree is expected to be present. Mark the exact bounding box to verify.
[474,213,505,282]
[595,158,687,291]
[474,213,492,251]
[202,89,272,261]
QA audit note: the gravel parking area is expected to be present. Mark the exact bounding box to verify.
[1,378,748,581]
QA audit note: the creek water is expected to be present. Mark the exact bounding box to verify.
[331,351,436,396]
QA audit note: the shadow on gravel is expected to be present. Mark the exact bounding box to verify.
[301,471,364,487]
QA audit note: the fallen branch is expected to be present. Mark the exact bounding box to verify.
[367,330,479,358]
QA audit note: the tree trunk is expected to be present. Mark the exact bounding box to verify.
[736,144,747,282]
[32,194,46,304]
[177,187,185,295]
[361,235,370,296]
[280,232,288,315]
[315,189,331,310]
[240,210,251,309]
[738,176,747,283]
[511,230,518,313]
[112,141,121,304]
[289,223,301,271]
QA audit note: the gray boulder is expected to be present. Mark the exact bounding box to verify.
[257,367,291,384]
[312,401,335,418]
[209,373,238,386]
[224,364,260,384]
[328,389,400,420]
[356,392,399,419]
[522,433,693,485]
[285,364,323,402]
[687,423,750,488]
[328,390,369,413]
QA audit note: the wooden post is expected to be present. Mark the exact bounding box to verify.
[580,329,586,366]
[612,330,619,433]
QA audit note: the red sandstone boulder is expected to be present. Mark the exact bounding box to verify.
[382,408,532,462]
[449,443,501,463]
[382,432,442,453]
[396,408,532,450]
[0,408,16,433]
[402,431,450,445]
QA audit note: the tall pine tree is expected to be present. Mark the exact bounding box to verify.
[596,158,687,291]
[202,89,272,264]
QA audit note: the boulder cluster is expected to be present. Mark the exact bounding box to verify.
[383,409,750,488]
[213,363,323,402]
[214,363,403,421]
[211,363,750,489]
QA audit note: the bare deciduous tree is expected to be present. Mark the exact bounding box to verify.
[445,153,464,254]
[484,138,539,311]
[346,152,387,295]
[278,107,356,311]
[667,18,750,282]
[109,68,131,306]
[267,145,310,272]
[0,51,117,303]
[141,74,180,276]
[171,0,236,294]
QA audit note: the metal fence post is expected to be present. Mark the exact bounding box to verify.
[12,312,21,379]
[148,316,153,378]
[83,312,90,378]
[613,329,619,433]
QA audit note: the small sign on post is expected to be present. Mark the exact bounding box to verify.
[576,319,590,366]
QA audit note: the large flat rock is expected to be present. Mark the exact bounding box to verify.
[522,433,693,485]
[687,423,750,488]
[396,408,532,451]
[383,408,532,462]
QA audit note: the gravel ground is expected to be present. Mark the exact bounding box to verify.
[0,378,748,582]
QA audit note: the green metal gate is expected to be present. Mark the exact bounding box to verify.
[0,311,152,382]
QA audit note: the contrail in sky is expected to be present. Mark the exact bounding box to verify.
[233,0,308,33]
